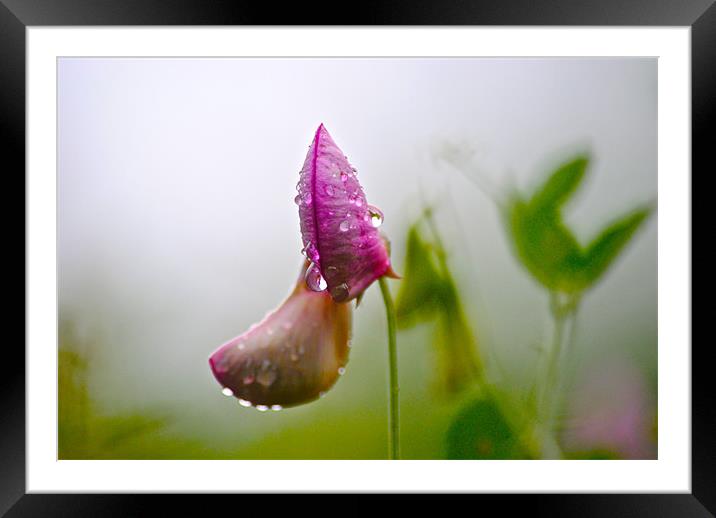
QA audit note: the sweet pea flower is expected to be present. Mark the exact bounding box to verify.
[209,261,352,409]
[295,124,396,302]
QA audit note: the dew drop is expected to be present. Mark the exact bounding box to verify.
[330,283,349,301]
[294,194,301,205]
[271,405,283,411]
[222,387,234,396]
[367,205,384,227]
[236,342,245,350]
[338,367,346,376]
[324,265,338,281]
[238,398,252,407]
[339,220,350,232]
[256,405,269,412]
[319,391,326,398]
[257,368,277,387]
[305,262,327,291]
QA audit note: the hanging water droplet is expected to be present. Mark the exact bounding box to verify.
[339,220,350,232]
[305,262,327,291]
[222,387,234,396]
[238,398,252,407]
[319,391,326,398]
[330,283,349,301]
[367,205,384,227]
[294,194,301,205]
[271,405,283,411]
[256,405,269,412]
[338,367,346,376]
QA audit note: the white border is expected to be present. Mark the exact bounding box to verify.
[27,27,691,493]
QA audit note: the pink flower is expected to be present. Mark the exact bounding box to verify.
[295,124,396,302]
[208,261,352,409]
[561,359,656,459]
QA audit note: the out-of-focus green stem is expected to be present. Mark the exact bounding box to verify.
[378,276,400,460]
[540,292,581,458]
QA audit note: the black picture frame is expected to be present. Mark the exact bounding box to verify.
[4,0,711,514]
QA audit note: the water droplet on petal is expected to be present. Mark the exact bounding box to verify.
[324,265,338,281]
[238,398,252,407]
[271,405,283,411]
[330,283,349,301]
[339,220,350,232]
[355,197,364,208]
[256,405,269,412]
[338,367,346,376]
[294,194,301,205]
[222,387,234,396]
[367,205,384,227]
[257,368,277,387]
[319,391,326,398]
[305,262,327,291]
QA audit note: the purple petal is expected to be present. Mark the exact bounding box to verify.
[561,359,656,459]
[296,124,393,302]
[209,261,352,408]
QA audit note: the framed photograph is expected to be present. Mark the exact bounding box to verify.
[7,0,710,512]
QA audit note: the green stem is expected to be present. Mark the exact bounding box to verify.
[378,276,400,460]
[540,293,581,458]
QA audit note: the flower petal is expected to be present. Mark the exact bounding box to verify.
[209,262,352,408]
[296,124,392,302]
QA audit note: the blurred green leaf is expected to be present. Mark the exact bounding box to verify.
[564,449,622,460]
[531,155,589,211]
[396,218,484,395]
[578,206,653,288]
[58,333,225,460]
[507,198,583,292]
[505,154,652,294]
[395,224,444,327]
[446,398,532,459]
